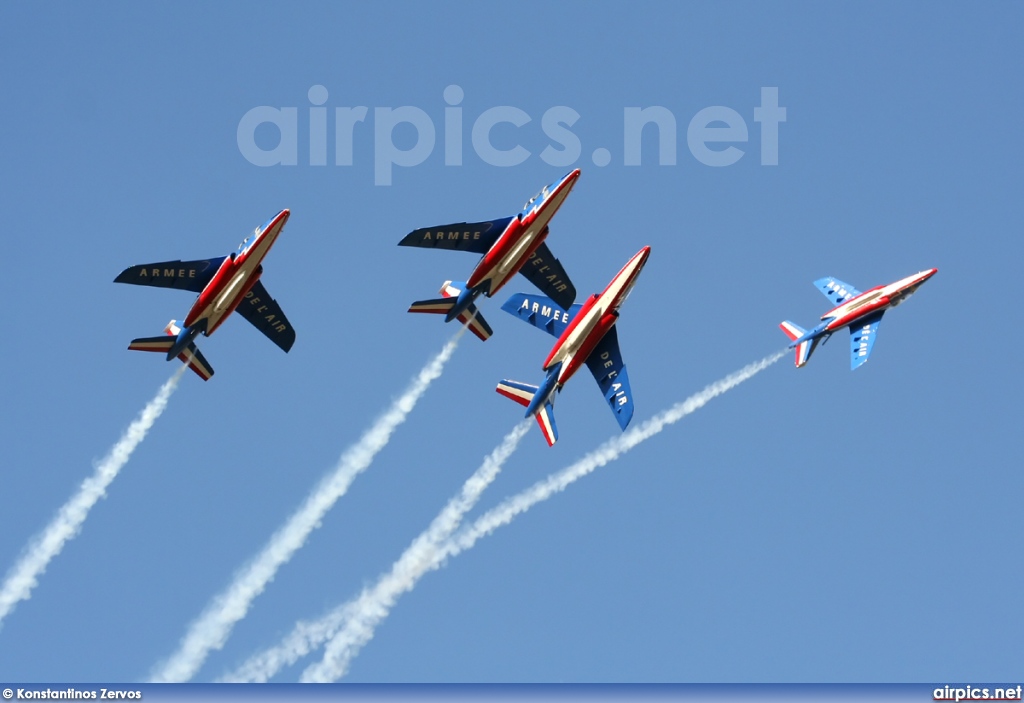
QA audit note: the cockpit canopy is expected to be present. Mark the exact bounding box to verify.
[236,229,258,255]
[522,185,550,213]
[237,214,277,255]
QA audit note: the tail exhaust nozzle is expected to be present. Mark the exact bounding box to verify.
[408,283,493,341]
[779,321,818,368]
[128,320,215,381]
[496,377,560,447]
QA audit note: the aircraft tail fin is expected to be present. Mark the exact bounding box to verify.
[127,335,177,354]
[496,379,537,408]
[496,379,558,446]
[408,289,493,341]
[533,400,558,446]
[779,321,819,368]
[455,304,492,341]
[408,297,458,316]
[176,342,215,381]
[438,280,465,298]
[127,323,214,381]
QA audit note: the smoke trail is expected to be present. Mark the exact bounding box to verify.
[0,367,186,629]
[151,333,462,682]
[440,350,786,558]
[304,350,784,681]
[221,420,531,683]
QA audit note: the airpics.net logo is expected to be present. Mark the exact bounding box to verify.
[236,85,786,186]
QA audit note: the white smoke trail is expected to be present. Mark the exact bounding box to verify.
[304,350,785,681]
[151,334,462,682]
[0,366,187,629]
[221,420,531,683]
[440,350,786,557]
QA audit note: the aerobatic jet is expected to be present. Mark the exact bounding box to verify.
[114,209,295,380]
[496,246,651,446]
[779,268,937,369]
[398,170,581,341]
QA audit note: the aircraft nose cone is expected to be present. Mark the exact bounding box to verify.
[615,246,650,277]
[558,168,582,192]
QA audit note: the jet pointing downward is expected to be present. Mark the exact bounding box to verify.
[114,209,296,380]
[779,268,937,370]
[398,170,581,341]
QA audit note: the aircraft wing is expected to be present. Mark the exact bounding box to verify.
[517,241,577,310]
[501,293,581,338]
[234,280,296,352]
[114,257,226,293]
[849,310,884,370]
[397,216,514,254]
[584,326,634,430]
[814,276,862,306]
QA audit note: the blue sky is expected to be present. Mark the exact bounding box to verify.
[1,1,1022,683]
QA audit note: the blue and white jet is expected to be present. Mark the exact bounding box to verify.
[497,247,650,446]
[779,268,938,369]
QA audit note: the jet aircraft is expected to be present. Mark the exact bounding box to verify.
[496,246,651,446]
[398,170,581,341]
[779,268,937,369]
[114,209,295,380]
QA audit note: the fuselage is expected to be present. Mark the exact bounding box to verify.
[466,169,580,297]
[819,268,937,334]
[539,246,651,399]
[183,209,290,335]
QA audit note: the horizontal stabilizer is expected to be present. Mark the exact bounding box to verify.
[496,379,558,445]
[496,379,538,408]
[501,293,580,338]
[779,320,806,342]
[128,336,176,353]
[456,304,493,341]
[398,216,513,254]
[114,257,225,293]
[779,321,820,367]
[408,297,458,315]
[408,297,492,340]
[793,337,820,368]
[534,401,558,446]
[177,343,214,381]
[128,336,213,380]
